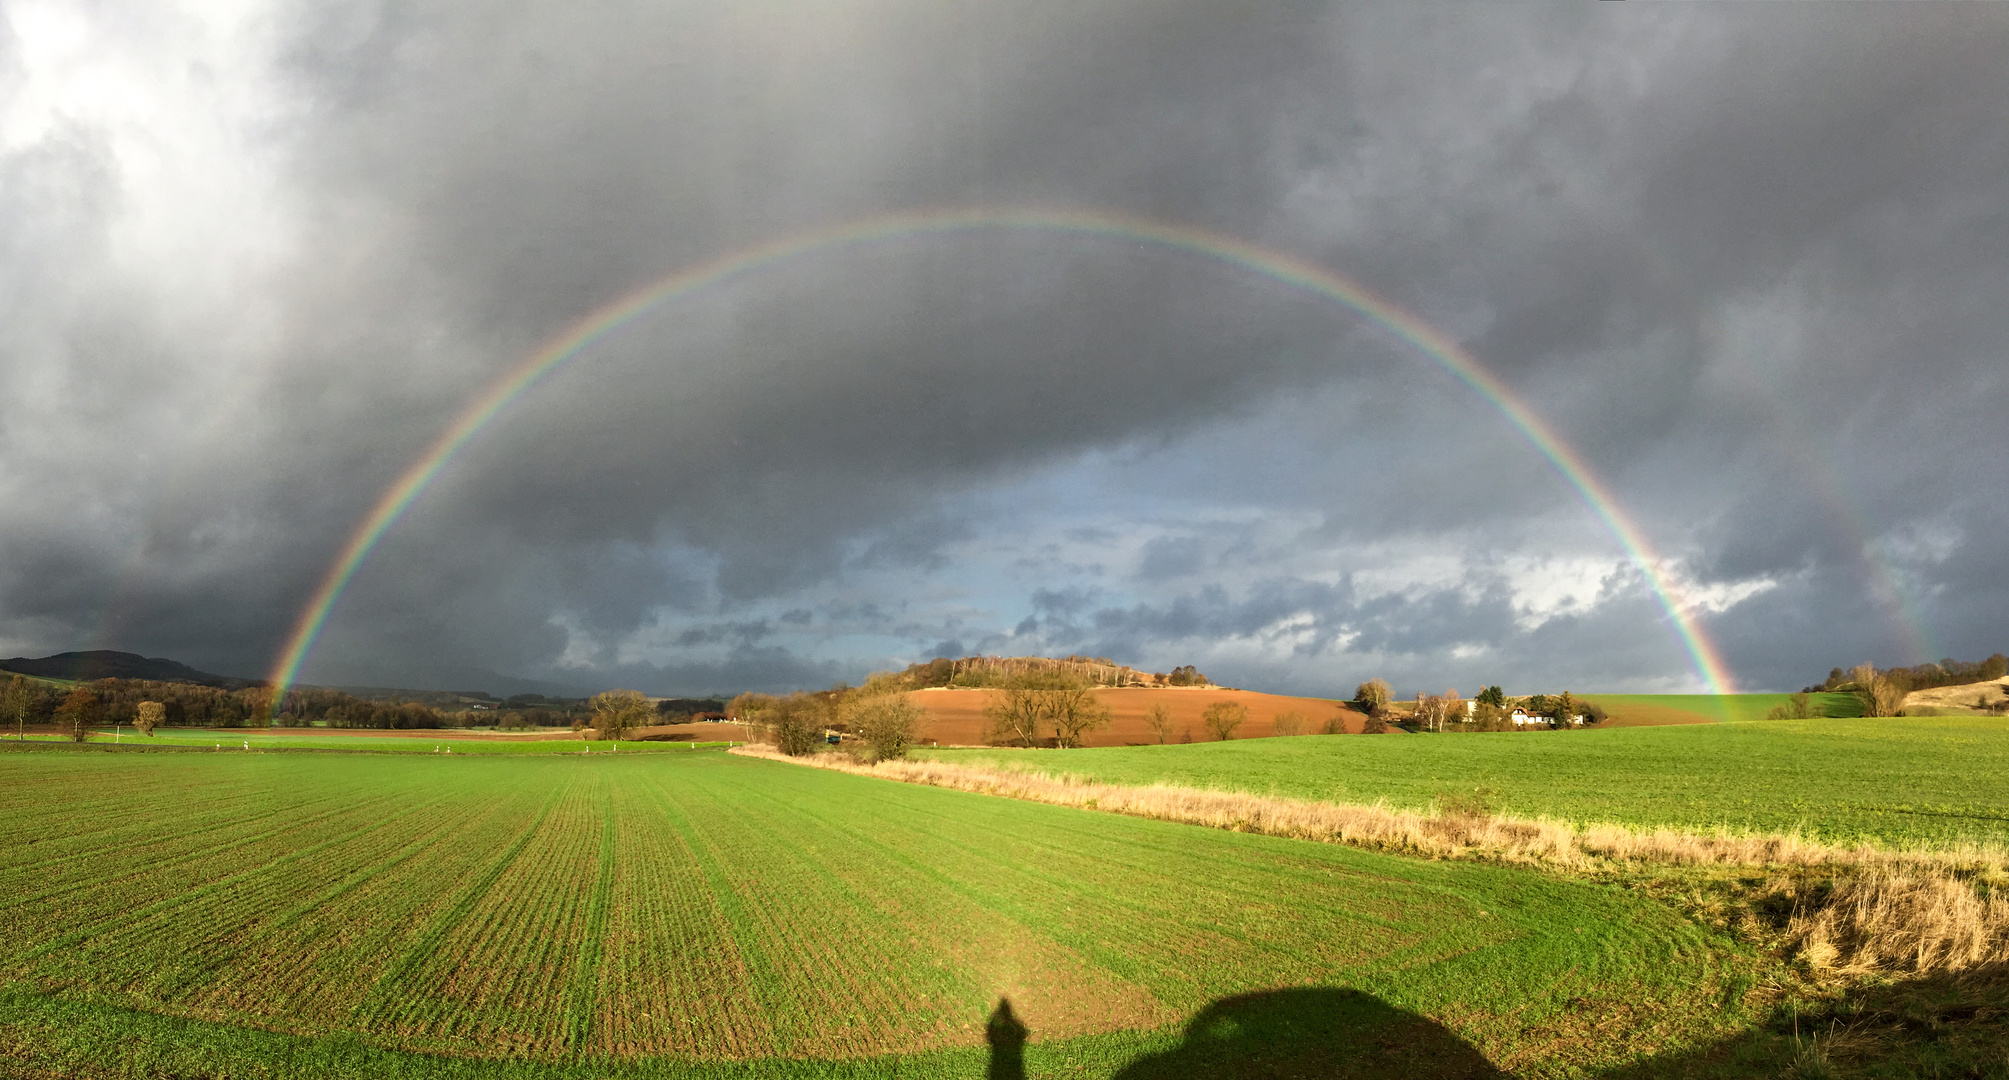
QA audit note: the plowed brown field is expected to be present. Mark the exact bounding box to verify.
[903,687,1362,746]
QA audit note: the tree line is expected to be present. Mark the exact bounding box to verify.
[1349,678,1605,733]
[1803,655,2009,718]
[896,654,1208,690]
[0,675,463,734]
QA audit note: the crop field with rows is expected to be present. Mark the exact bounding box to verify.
[1,745,1757,1077]
[918,715,2009,849]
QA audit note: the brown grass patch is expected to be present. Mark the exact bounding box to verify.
[736,747,2009,979]
[1904,676,2009,715]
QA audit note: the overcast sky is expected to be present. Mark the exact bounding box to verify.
[3,2,2005,698]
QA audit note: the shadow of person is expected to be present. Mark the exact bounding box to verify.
[987,997,1029,1080]
[1114,987,1505,1080]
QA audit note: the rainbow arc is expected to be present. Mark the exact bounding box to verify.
[267,208,1737,715]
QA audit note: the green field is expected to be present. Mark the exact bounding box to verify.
[0,745,1755,1077]
[918,716,2009,849]
[1584,692,1863,726]
[7,731,734,754]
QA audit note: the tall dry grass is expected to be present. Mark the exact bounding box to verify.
[734,746,2009,977]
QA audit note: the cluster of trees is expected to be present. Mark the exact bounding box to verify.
[980,670,1114,748]
[1348,678,1603,733]
[1163,665,1208,687]
[0,674,486,732]
[892,654,1209,690]
[1804,656,2007,718]
[1812,654,2007,696]
[727,680,923,762]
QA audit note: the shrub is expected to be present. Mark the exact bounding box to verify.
[849,695,923,762]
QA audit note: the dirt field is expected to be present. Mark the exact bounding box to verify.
[903,686,1362,747]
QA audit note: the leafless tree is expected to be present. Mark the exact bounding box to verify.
[133,701,166,736]
[3,675,34,740]
[1201,701,1247,741]
[1143,702,1175,744]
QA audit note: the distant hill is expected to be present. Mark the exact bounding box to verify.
[0,650,260,689]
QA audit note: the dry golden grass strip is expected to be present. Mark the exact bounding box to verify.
[734,746,2009,977]
[1784,869,2009,974]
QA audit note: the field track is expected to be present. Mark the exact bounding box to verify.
[0,746,1745,1075]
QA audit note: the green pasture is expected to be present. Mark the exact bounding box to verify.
[1584,692,1863,726]
[919,715,2009,849]
[5,730,735,753]
[0,745,1758,1077]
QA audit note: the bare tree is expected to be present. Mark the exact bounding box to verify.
[133,701,166,737]
[1142,702,1175,744]
[983,686,1047,747]
[3,675,34,740]
[1850,664,1911,717]
[1272,711,1305,737]
[589,689,652,742]
[1201,701,1247,741]
[1048,686,1112,748]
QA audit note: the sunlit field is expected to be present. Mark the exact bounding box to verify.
[918,715,2009,849]
[0,745,1753,1078]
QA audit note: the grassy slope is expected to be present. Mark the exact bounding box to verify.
[916,716,2009,848]
[0,746,1751,1077]
[1584,693,1864,726]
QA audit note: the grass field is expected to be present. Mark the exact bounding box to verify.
[0,744,1757,1077]
[4,732,734,754]
[916,716,2009,849]
[1584,693,1864,726]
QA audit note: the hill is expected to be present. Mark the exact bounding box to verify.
[1904,676,2009,714]
[0,650,257,689]
[904,686,1362,746]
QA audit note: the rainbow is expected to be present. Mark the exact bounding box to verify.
[266,207,1737,715]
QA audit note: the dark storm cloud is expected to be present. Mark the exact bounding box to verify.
[2,2,2006,694]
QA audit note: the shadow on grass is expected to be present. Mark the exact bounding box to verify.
[1089,987,1505,1080]
[1587,964,2009,1079]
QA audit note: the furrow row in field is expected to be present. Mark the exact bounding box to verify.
[596,773,768,1059]
[75,774,493,1009]
[0,775,398,921]
[0,786,410,972]
[196,778,547,1030]
[407,771,602,1055]
[720,766,1172,1045]
[349,774,570,1035]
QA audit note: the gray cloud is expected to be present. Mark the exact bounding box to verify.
[1,2,2005,696]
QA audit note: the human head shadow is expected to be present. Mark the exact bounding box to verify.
[986,997,1029,1080]
[1112,987,1505,1080]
